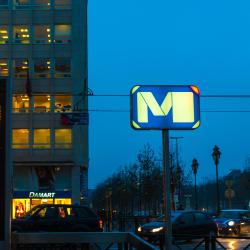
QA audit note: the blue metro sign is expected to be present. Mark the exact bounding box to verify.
[130,85,200,130]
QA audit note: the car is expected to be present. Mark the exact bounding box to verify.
[213,209,250,236]
[136,210,217,244]
[12,204,103,232]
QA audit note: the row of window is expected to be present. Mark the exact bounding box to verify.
[13,128,72,148]
[0,58,71,78]
[13,94,72,113]
[0,0,71,9]
[0,25,71,44]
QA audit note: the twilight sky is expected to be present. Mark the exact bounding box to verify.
[88,0,250,189]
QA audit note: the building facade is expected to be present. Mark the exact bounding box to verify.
[0,0,88,218]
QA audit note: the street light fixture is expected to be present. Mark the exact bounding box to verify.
[191,158,199,210]
[212,145,221,215]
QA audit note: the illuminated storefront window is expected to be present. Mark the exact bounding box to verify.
[13,26,30,43]
[54,95,72,112]
[55,25,71,43]
[55,0,71,9]
[12,95,29,113]
[33,129,50,148]
[0,26,8,44]
[33,95,50,112]
[0,59,8,76]
[14,59,29,78]
[13,199,30,218]
[34,58,51,78]
[12,129,29,148]
[55,58,71,78]
[34,26,51,43]
[55,129,72,148]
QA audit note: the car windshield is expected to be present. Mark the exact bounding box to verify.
[155,212,182,222]
[23,206,42,218]
[218,210,250,219]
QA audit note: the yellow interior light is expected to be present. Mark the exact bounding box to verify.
[46,28,50,32]
[47,61,50,64]
[2,36,8,39]
[0,30,7,34]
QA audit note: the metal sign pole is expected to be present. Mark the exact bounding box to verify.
[162,130,172,250]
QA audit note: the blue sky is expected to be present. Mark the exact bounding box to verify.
[88,0,250,188]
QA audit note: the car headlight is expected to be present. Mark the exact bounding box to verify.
[227,221,235,227]
[151,227,164,233]
[137,226,142,232]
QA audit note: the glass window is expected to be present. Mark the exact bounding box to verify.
[12,129,29,148]
[54,95,72,112]
[55,25,71,43]
[0,26,8,44]
[33,95,50,112]
[33,0,50,8]
[0,59,8,76]
[34,26,51,43]
[33,58,51,78]
[12,95,29,113]
[14,59,28,78]
[33,129,50,148]
[55,58,71,78]
[55,129,72,148]
[13,26,30,43]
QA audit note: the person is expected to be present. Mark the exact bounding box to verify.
[15,202,25,218]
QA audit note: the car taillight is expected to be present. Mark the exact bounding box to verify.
[99,219,103,230]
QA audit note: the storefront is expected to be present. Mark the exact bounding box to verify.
[12,191,71,219]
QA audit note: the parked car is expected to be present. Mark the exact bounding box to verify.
[12,204,103,232]
[213,209,250,236]
[136,210,217,244]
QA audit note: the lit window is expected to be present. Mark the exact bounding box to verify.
[33,95,50,112]
[54,95,72,112]
[12,129,29,148]
[55,0,71,9]
[14,59,29,78]
[0,59,8,76]
[34,26,51,43]
[55,25,71,43]
[0,26,8,44]
[33,0,50,8]
[55,129,72,148]
[33,129,50,148]
[13,26,30,44]
[12,95,29,113]
[34,58,51,78]
[55,58,71,78]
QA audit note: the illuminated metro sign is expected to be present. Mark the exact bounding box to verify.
[130,85,200,130]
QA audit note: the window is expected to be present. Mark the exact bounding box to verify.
[0,26,8,44]
[33,129,50,148]
[14,59,28,78]
[13,26,30,43]
[12,129,29,148]
[0,59,8,76]
[55,0,71,9]
[54,95,72,112]
[55,58,71,78]
[33,0,50,8]
[55,129,72,148]
[0,0,8,5]
[12,95,29,113]
[33,58,51,78]
[34,26,51,43]
[33,95,50,112]
[55,25,71,43]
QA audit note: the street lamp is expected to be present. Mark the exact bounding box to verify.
[212,145,221,215]
[191,158,199,210]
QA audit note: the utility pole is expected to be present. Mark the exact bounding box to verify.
[170,137,184,209]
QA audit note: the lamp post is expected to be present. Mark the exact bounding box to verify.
[212,145,221,215]
[191,158,198,210]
